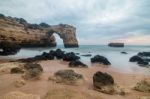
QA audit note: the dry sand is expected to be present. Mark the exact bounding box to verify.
[0,60,149,99]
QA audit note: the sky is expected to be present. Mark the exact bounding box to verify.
[0,0,150,45]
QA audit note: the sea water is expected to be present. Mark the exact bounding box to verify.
[0,45,150,74]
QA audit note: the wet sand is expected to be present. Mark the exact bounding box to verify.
[0,60,149,99]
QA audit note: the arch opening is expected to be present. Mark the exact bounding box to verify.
[53,33,64,47]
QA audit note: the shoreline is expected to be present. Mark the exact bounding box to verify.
[0,58,149,75]
[0,58,150,75]
[0,59,149,99]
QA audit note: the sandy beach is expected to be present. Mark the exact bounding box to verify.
[0,60,149,99]
[0,1,150,99]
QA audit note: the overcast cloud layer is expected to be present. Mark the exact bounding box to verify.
[0,0,150,45]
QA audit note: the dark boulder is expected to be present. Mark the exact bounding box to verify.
[34,52,54,60]
[69,60,88,68]
[138,52,150,57]
[49,50,56,56]
[93,71,114,88]
[41,52,54,60]
[63,52,80,61]
[11,67,24,74]
[91,55,111,65]
[41,52,50,59]
[54,49,65,59]
[137,60,149,67]
[129,54,150,67]
[129,55,143,62]
[0,41,21,55]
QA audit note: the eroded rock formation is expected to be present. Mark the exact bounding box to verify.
[0,13,78,54]
[47,24,78,47]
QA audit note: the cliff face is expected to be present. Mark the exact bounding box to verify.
[0,14,78,49]
[0,15,56,47]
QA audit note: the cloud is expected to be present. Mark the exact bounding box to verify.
[0,0,150,45]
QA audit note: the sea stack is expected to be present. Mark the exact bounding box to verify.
[0,13,79,53]
[108,43,124,47]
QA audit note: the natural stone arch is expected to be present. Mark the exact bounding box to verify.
[47,24,78,48]
[0,14,79,55]
[0,14,79,53]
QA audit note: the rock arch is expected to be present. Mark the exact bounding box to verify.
[47,24,78,48]
[0,14,79,55]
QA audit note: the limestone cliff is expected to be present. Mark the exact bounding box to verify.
[0,13,78,49]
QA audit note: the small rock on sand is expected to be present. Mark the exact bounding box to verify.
[49,69,84,85]
[69,60,88,68]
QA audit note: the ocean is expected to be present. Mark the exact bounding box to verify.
[0,45,150,74]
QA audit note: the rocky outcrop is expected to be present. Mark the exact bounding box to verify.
[129,52,150,67]
[19,49,80,62]
[0,13,78,54]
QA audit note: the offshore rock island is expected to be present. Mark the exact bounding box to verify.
[0,13,78,51]
[108,43,124,47]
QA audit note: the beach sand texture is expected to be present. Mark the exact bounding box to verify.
[0,60,149,99]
